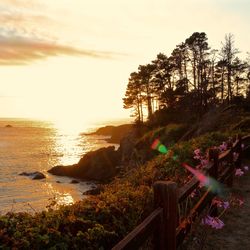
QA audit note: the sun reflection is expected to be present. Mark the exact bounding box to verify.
[52,117,92,135]
[49,118,95,165]
[57,193,74,206]
[45,183,75,206]
[53,133,83,165]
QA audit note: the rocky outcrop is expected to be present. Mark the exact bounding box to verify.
[117,130,137,165]
[87,124,133,143]
[48,146,120,182]
[117,126,156,168]
[19,171,46,180]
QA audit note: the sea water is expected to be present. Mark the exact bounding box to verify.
[0,118,121,214]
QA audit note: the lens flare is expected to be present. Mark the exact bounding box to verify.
[151,138,178,159]
[151,139,168,153]
[151,139,161,150]
[158,144,168,154]
[182,163,224,196]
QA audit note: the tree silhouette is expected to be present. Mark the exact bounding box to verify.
[123,32,250,124]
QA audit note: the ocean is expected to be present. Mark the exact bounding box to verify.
[0,118,122,214]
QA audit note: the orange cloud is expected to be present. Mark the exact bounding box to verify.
[0,1,121,65]
[0,35,116,65]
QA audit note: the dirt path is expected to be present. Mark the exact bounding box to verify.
[187,160,250,250]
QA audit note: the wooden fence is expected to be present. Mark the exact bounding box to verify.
[112,135,250,250]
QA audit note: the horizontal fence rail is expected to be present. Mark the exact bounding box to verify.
[113,135,250,250]
[111,208,163,250]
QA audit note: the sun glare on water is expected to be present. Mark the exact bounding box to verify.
[45,183,75,207]
[48,117,92,166]
[52,116,92,135]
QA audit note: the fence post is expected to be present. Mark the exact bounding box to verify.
[153,181,178,250]
[208,148,219,216]
[208,148,219,179]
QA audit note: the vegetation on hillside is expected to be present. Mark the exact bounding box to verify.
[0,127,249,249]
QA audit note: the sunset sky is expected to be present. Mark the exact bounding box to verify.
[0,0,249,125]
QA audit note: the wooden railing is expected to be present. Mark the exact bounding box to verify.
[112,135,250,250]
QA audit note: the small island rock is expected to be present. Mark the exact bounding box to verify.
[19,171,46,180]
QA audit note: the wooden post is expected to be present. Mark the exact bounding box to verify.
[208,148,219,179]
[153,181,178,250]
[208,148,219,216]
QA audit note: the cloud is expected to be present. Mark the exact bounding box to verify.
[0,32,116,65]
[0,1,120,65]
[1,0,40,9]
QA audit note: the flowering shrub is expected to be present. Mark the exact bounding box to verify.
[200,162,249,234]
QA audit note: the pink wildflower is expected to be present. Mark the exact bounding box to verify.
[235,168,244,176]
[241,144,244,149]
[212,218,225,229]
[194,155,201,160]
[194,149,201,160]
[212,198,229,210]
[222,201,229,209]
[219,142,227,152]
[244,166,249,171]
[202,215,213,225]
[202,215,225,229]
[194,148,201,155]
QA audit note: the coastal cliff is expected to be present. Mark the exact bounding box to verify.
[87,124,132,143]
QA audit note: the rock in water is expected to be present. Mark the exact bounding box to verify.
[48,146,120,181]
[19,171,46,180]
[32,172,46,180]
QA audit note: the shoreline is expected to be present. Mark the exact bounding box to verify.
[0,120,130,214]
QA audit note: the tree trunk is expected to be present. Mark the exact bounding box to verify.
[221,69,224,103]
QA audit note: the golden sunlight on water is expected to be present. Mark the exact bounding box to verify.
[0,118,121,213]
[52,117,93,135]
[45,183,75,206]
[58,194,74,206]
[51,119,92,165]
